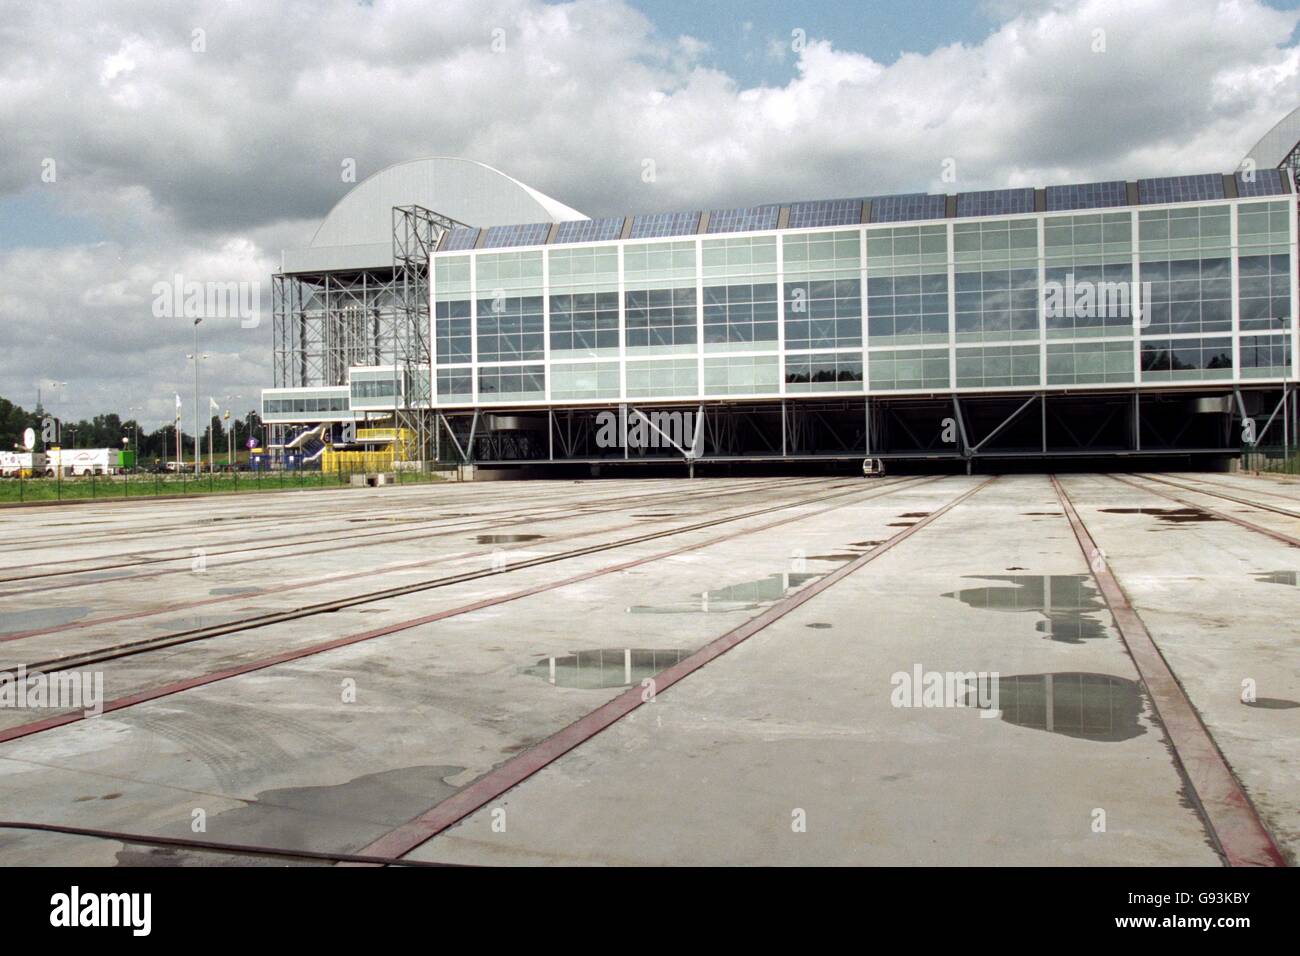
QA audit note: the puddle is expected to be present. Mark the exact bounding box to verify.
[1022,512,1063,516]
[631,513,679,518]
[1254,571,1298,587]
[850,541,882,548]
[474,533,544,544]
[942,574,1110,644]
[115,765,465,864]
[1243,697,1300,709]
[898,512,931,518]
[805,622,833,630]
[0,605,92,633]
[1098,507,1219,523]
[628,572,822,614]
[887,521,917,527]
[802,553,856,563]
[962,672,1146,742]
[208,587,260,596]
[522,648,689,689]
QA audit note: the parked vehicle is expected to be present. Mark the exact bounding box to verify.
[43,448,136,476]
[0,451,44,478]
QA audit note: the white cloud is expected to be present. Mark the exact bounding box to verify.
[1,0,1297,418]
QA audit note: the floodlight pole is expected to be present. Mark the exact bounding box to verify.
[192,317,202,476]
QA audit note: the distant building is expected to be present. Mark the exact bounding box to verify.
[264,145,1297,470]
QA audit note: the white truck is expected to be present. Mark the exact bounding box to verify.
[42,448,133,476]
[0,451,43,477]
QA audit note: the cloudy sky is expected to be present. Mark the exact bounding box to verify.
[1,0,1298,425]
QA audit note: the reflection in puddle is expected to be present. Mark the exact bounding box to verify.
[627,572,822,614]
[1254,571,1298,587]
[1098,507,1219,523]
[522,648,689,689]
[962,672,1146,742]
[474,533,544,544]
[942,574,1110,644]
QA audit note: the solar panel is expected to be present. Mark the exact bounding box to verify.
[1235,168,1287,198]
[629,211,701,239]
[868,193,947,223]
[956,188,1035,218]
[440,227,480,251]
[787,199,863,229]
[553,217,626,244]
[481,222,553,249]
[1045,181,1128,211]
[706,204,780,234]
[1137,174,1224,204]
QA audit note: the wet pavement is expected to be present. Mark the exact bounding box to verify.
[0,472,1295,866]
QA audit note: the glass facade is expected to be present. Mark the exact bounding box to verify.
[703,236,779,352]
[415,195,1296,408]
[1138,205,1232,338]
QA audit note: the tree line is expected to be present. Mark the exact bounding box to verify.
[0,396,265,462]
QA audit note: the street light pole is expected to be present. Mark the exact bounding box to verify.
[48,381,67,446]
[127,406,142,460]
[192,317,202,477]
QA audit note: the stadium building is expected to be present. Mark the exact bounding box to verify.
[262,142,1299,473]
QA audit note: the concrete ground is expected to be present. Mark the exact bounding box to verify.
[0,472,1294,866]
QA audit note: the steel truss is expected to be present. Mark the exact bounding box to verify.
[270,205,460,465]
[427,385,1294,471]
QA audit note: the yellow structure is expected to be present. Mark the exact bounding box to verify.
[319,427,416,473]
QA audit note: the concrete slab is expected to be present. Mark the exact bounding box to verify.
[0,473,1290,866]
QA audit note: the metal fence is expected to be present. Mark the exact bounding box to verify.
[1241,445,1300,476]
[0,464,445,504]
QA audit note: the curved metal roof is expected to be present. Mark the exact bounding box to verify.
[1242,105,1300,170]
[309,157,587,248]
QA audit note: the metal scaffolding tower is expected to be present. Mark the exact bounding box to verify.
[270,204,459,465]
[392,204,455,464]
